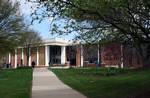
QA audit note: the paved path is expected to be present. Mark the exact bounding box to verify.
[32,68,87,98]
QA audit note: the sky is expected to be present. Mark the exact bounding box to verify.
[13,0,75,40]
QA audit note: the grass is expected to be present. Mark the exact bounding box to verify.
[51,68,150,98]
[0,68,32,98]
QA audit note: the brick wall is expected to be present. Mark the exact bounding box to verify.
[101,43,143,68]
[76,45,81,67]
[23,48,27,66]
[10,51,15,68]
[39,46,45,66]
[123,45,143,68]
[101,43,121,67]
[17,48,22,66]
[66,46,76,66]
[31,47,37,66]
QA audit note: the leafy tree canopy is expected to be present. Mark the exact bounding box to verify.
[0,0,26,56]
[29,0,150,67]
[19,29,42,66]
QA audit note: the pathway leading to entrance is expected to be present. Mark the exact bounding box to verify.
[32,68,87,98]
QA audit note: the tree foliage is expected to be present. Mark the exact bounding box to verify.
[0,0,25,56]
[29,0,150,67]
[20,30,42,66]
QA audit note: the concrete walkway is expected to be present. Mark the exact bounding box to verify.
[32,68,87,98]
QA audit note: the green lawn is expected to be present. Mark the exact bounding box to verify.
[51,68,150,98]
[0,68,32,98]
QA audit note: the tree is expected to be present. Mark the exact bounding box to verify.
[20,30,42,66]
[0,0,25,57]
[29,0,150,67]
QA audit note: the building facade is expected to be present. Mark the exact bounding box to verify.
[6,39,143,68]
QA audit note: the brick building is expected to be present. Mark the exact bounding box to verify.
[6,39,143,68]
[101,43,142,68]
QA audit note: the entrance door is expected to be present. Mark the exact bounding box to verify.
[49,46,61,65]
[66,46,76,66]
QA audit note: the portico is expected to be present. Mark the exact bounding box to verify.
[8,39,70,68]
[45,45,66,66]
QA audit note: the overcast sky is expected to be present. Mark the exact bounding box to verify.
[12,0,75,40]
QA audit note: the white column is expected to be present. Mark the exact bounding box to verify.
[61,46,66,65]
[15,49,17,68]
[49,46,51,64]
[45,45,49,66]
[8,53,11,63]
[37,47,39,66]
[80,45,84,67]
[121,44,124,68]
[21,48,24,65]
[29,48,31,66]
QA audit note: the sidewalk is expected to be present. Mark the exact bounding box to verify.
[32,68,87,98]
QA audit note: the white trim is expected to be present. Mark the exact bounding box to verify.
[29,48,31,66]
[61,46,66,65]
[43,38,70,46]
[49,46,51,65]
[15,49,17,68]
[8,53,11,63]
[21,48,24,65]
[121,44,124,68]
[37,47,39,66]
[80,45,84,67]
[45,45,49,66]
[105,65,119,68]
